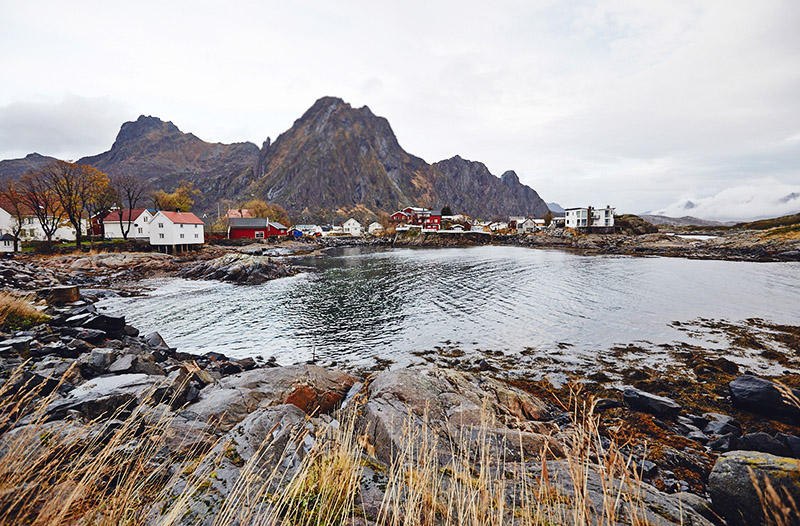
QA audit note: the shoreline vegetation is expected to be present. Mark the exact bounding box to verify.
[0,237,798,525]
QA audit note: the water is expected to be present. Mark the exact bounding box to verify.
[97,246,800,370]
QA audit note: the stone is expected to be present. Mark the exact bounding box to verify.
[709,433,741,452]
[48,285,80,305]
[703,412,741,436]
[61,327,107,345]
[729,375,800,421]
[82,314,126,335]
[595,398,625,411]
[709,451,800,526]
[109,354,136,374]
[739,432,792,457]
[45,373,160,420]
[235,357,257,370]
[181,365,356,431]
[776,433,800,458]
[623,388,681,417]
[674,492,718,524]
[144,331,170,350]
[133,353,165,376]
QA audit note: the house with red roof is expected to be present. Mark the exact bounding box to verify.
[94,208,156,240]
[149,210,205,253]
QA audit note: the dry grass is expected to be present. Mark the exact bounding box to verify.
[0,291,48,330]
[0,366,673,526]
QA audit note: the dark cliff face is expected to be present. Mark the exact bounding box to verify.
[250,97,549,222]
[77,115,260,210]
[250,97,433,222]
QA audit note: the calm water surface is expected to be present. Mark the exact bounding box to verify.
[97,246,800,369]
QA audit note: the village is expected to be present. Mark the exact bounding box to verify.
[0,199,616,254]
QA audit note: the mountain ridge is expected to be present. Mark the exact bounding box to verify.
[0,96,549,222]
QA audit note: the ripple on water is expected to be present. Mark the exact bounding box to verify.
[96,246,800,368]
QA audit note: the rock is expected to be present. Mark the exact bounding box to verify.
[48,285,80,305]
[595,398,625,411]
[2,336,33,353]
[776,433,800,458]
[123,325,139,337]
[235,357,257,370]
[77,348,116,377]
[61,327,107,345]
[362,366,552,464]
[703,412,741,436]
[729,375,800,421]
[739,432,792,457]
[181,365,356,431]
[144,331,170,350]
[108,354,136,374]
[623,388,681,417]
[81,314,125,336]
[709,433,741,452]
[45,373,160,420]
[674,492,718,523]
[709,451,800,526]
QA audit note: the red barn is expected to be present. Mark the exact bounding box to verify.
[228,218,288,239]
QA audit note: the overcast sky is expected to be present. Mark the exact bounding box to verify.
[1,0,798,220]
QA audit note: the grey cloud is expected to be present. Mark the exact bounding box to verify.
[0,96,129,160]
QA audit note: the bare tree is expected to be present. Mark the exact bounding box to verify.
[18,170,64,242]
[44,161,109,247]
[110,173,148,240]
[0,182,26,251]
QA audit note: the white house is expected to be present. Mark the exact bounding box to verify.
[101,208,155,240]
[368,221,384,234]
[342,218,364,236]
[18,216,85,241]
[489,221,508,232]
[149,211,205,253]
[0,205,15,236]
[565,206,615,229]
[517,218,538,234]
[0,234,17,253]
[294,224,323,236]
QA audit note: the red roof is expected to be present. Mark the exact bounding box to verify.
[101,208,149,222]
[159,211,205,225]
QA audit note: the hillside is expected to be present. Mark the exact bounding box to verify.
[250,97,549,222]
[77,116,260,211]
[1,97,549,223]
[0,152,59,183]
[639,214,734,227]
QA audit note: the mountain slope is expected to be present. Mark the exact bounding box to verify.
[77,116,259,210]
[250,97,548,222]
[0,153,59,183]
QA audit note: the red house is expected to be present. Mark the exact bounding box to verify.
[389,206,442,230]
[228,218,288,239]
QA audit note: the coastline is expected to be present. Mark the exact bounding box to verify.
[1,246,799,524]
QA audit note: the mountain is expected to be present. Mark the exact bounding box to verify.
[250,96,548,222]
[547,202,565,215]
[639,214,735,227]
[0,153,59,183]
[2,97,549,222]
[77,116,260,210]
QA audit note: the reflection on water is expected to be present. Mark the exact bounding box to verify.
[97,246,800,368]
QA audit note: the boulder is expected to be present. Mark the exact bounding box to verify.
[361,367,552,464]
[739,432,792,457]
[47,285,80,305]
[709,451,800,526]
[729,375,800,422]
[623,388,681,417]
[181,365,356,431]
[45,373,160,420]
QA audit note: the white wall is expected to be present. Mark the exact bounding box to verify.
[104,210,153,239]
[150,212,205,246]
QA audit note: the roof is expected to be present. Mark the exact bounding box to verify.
[229,217,287,229]
[0,234,17,241]
[157,211,205,225]
[102,208,149,222]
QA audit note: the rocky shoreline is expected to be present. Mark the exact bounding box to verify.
[1,253,799,525]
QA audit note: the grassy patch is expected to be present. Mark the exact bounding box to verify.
[0,292,49,330]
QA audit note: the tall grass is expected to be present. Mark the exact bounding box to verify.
[0,366,669,526]
[0,291,48,330]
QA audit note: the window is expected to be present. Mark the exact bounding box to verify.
[194,234,199,238]
[138,228,143,234]
[143,217,148,222]
[180,224,184,228]
[195,224,199,228]
[158,223,164,228]
[159,233,164,239]
[180,233,184,239]
[255,231,265,239]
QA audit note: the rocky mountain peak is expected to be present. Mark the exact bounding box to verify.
[501,170,520,186]
[113,115,181,146]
